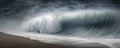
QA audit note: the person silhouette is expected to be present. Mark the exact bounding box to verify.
[38,30,40,34]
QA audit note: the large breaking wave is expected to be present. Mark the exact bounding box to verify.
[23,9,120,38]
[0,0,120,48]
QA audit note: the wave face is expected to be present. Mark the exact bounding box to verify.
[23,10,120,38]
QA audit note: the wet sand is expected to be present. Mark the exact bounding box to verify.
[0,32,109,48]
[0,32,76,48]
